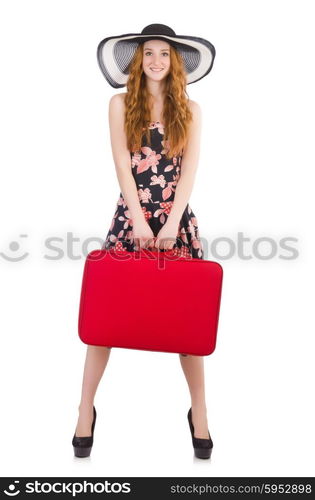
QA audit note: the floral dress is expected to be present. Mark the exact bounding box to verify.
[102,121,204,259]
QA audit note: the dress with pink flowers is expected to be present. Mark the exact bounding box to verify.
[102,121,204,259]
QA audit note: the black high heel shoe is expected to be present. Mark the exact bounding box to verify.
[187,407,213,459]
[72,406,97,458]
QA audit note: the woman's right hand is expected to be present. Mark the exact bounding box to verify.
[132,219,156,250]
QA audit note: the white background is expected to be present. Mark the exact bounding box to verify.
[0,0,314,478]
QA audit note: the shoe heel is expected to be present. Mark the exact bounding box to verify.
[73,445,92,458]
[194,447,213,460]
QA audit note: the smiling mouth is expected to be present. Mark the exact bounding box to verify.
[150,68,164,72]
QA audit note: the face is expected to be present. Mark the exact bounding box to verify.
[142,39,171,82]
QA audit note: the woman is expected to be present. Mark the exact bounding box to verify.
[72,24,216,460]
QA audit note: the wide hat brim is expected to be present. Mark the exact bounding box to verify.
[97,28,216,88]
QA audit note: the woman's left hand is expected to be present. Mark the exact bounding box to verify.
[154,220,179,251]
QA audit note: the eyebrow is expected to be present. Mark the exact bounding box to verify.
[144,48,170,51]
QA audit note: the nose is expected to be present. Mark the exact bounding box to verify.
[153,55,161,66]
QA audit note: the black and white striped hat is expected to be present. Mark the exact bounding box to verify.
[97,23,216,88]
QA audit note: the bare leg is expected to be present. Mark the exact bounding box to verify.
[179,354,210,438]
[75,346,112,436]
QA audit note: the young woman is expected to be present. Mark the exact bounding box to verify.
[72,24,216,459]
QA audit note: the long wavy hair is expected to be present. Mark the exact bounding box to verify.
[124,43,193,160]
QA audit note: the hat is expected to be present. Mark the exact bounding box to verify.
[97,23,216,88]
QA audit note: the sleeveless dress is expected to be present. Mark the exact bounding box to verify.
[102,120,204,259]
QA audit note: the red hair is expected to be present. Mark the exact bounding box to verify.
[124,44,193,160]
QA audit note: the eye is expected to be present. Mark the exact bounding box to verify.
[144,51,169,56]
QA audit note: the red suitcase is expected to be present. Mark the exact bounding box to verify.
[78,248,223,356]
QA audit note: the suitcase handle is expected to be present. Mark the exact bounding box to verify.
[106,236,179,255]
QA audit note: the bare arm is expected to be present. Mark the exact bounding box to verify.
[108,93,146,225]
[108,93,155,247]
[167,100,202,225]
